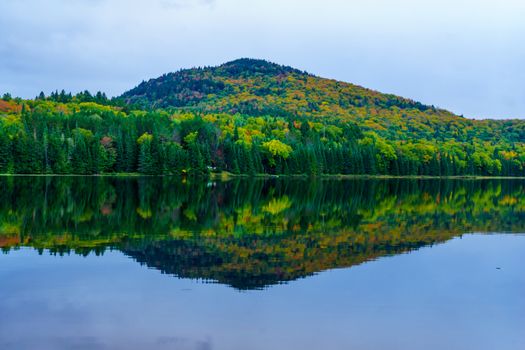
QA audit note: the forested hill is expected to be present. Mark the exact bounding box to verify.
[120,58,525,144]
[121,58,457,135]
[121,58,441,115]
[1,58,525,176]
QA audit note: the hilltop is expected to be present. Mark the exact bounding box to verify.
[120,58,525,144]
[122,58,438,115]
[121,59,458,137]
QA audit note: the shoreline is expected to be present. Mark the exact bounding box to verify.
[1,172,525,180]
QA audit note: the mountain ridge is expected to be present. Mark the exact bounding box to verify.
[120,58,451,120]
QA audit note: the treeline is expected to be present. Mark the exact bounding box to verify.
[1,98,525,176]
[36,90,111,105]
[31,90,142,112]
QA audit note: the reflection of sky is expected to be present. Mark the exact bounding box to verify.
[0,0,524,119]
[1,234,524,350]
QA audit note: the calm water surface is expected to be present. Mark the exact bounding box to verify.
[0,177,524,349]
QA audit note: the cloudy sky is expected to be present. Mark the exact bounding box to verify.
[1,0,524,118]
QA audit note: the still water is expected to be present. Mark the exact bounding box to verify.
[0,177,524,349]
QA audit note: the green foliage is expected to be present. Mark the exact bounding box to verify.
[262,139,292,167]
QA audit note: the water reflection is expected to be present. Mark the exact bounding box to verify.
[1,176,524,289]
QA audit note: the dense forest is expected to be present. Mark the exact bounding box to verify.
[1,177,524,289]
[2,58,525,176]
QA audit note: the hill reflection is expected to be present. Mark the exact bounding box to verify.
[1,177,524,289]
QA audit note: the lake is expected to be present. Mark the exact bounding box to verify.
[0,177,524,350]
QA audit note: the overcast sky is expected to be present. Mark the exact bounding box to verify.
[1,0,524,119]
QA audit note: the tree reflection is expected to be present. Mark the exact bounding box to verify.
[1,177,524,289]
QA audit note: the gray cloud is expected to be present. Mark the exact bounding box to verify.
[0,0,524,118]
